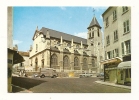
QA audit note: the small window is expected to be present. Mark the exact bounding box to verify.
[114,30,118,42]
[89,32,91,38]
[113,10,117,21]
[20,63,24,67]
[107,51,111,59]
[105,17,109,27]
[92,31,94,38]
[98,42,100,45]
[36,44,38,52]
[112,50,115,58]
[98,28,99,37]
[123,20,130,33]
[106,35,110,46]
[125,40,131,54]
[122,6,128,13]
[115,48,119,57]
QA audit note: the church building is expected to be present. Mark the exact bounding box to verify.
[29,15,104,75]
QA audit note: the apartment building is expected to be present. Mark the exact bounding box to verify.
[101,7,131,83]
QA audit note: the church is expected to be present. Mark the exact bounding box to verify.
[29,16,104,76]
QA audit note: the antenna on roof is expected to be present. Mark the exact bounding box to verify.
[93,8,95,16]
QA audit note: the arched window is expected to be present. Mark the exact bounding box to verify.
[51,54,58,66]
[98,28,100,37]
[83,58,87,68]
[74,57,79,66]
[92,31,94,38]
[63,55,69,68]
[89,32,91,38]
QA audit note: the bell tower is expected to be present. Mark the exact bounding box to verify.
[87,15,103,73]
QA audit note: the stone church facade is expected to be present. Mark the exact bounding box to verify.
[29,16,104,74]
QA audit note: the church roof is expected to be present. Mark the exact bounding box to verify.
[87,16,101,29]
[40,27,87,45]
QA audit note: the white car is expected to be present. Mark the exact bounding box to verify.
[79,73,93,78]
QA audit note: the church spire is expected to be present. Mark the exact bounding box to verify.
[87,16,101,29]
[87,9,101,29]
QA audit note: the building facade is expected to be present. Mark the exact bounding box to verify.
[13,45,30,73]
[29,16,104,75]
[101,6,131,83]
[7,7,24,92]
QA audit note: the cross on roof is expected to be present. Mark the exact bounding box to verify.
[93,8,95,16]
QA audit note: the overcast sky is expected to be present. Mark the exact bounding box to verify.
[13,6,108,51]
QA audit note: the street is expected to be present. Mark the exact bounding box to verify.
[12,76,130,93]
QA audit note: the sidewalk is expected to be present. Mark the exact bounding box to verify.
[95,81,131,90]
[12,84,33,93]
[17,90,33,93]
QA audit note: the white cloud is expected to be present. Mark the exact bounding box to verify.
[60,7,66,10]
[13,40,23,45]
[74,32,87,39]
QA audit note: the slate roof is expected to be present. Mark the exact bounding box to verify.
[87,16,101,29]
[40,27,87,45]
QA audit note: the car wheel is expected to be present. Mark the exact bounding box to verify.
[52,75,56,78]
[41,74,45,78]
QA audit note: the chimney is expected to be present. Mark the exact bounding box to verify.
[30,45,32,51]
[15,44,18,51]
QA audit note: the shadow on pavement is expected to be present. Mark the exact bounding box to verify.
[12,76,46,92]
[12,86,24,93]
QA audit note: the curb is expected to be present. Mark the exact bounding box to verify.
[95,81,131,90]
[57,77,79,78]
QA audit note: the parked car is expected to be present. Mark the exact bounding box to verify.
[33,73,40,78]
[39,68,58,78]
[79,73,93,78]
[97,72,104,80]
[97,72,104,77]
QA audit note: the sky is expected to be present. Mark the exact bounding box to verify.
[13,6,108,51]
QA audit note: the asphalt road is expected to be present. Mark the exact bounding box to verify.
[12,76,131,93]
